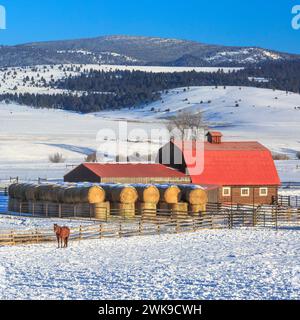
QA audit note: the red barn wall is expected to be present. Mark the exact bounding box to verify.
[219,186,278,205]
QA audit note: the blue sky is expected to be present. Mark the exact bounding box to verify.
[0,0,299,53]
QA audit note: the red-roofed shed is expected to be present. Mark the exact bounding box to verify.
[64,163,191,184]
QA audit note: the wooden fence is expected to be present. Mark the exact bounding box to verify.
[273,195,300,208]
[1,204,300,246]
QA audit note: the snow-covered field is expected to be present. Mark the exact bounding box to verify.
[0,229,299,300]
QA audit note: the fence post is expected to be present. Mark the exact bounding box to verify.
[35,228,39,243]
[58,204,62,218]
[176,219,180,234]
[79,225,82,240]
[228,212,231,229]
[119,223,122,238]
[193,216,197,231]
[10,231,15,245]
[157,223,161,235]
[275,206,278,231]
[99,224,102,239]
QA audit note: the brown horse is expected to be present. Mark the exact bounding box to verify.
[54,224,70,248]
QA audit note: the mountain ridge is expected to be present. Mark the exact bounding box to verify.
[0,35,299,67]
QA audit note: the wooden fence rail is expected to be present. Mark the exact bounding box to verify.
[1,207,300,247]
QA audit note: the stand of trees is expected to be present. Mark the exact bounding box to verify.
[0,61,299,113]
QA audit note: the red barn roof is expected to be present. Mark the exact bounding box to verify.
[82,163,188,178]
[173,141,281,186]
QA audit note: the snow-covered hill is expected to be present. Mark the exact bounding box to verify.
[95,86,300,155]
[1,85,300,181]
[0,64,241,96]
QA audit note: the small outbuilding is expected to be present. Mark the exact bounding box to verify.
[64,163,191,184]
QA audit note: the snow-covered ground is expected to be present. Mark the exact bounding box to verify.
[0,215,96,231]
[276,160,300,183]
[0,229,299,300]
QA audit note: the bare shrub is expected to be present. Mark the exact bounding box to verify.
[296,152,300,160]
[85,152,97,163]
[272,153,290,160]
[167,111,205,140]
[49,153,65,163]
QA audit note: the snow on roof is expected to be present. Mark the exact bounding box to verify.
[82,163,188,178]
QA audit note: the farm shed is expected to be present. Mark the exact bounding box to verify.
[157,132,281,205]
[64,163,191,184]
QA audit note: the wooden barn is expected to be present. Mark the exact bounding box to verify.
[157,131,281,205]
[64,163,191,184]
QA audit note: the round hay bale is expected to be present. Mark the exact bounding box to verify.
[14,184,31,201]
[10,198,20,213]
[36,184,57,202]
[94,202,110,220]
[62,186,78,204]
[72,186,106,204]
[56,185,70,203]
[111,203,136,218]
[156,185,181,204]
[132,185,160,204]
[179,185,208,205]
[8,183,18,198]
[102,185,138,204]
[170,202,188,216]
[189,204,206,216]
[25,184,40,201]
[136,202,157,216]
[8,198,15,212]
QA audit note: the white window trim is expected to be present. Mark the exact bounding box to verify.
[259,187,268,196]
[241,188,250,197]
[222,187,231,197]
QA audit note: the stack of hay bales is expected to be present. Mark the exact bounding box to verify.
[156,185,186,216]
[8,183,33,213]
[102,184,138,218]
[179,185,208,216]
[75,185,108,220]
[7,183,109,220]
[25,184,41,215]
[54,184,108,219]
[133,184,160,217]
[7,182,208,220]
[35,184,58,216]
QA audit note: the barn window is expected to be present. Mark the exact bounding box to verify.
[241,188,250,197]
[259,188,268,196]
[222,187,231,197]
